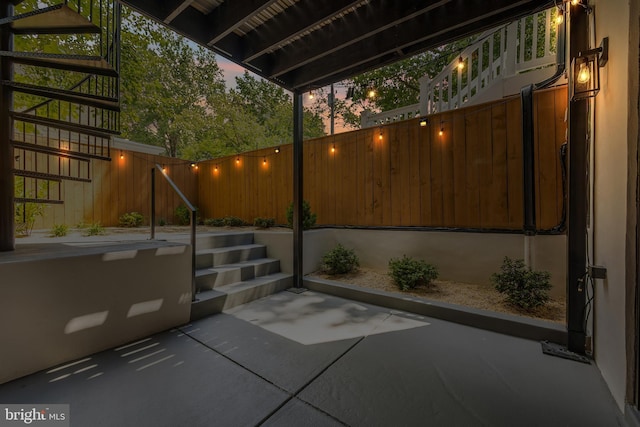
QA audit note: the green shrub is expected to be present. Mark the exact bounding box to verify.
[158,218,167,226]
[118,212,144,228]
[204,218,225,227]
[50,224,69,237]
[254,217,275,229]
[321,244,359,275]
[175,204,191,226]
[14,201,45,237]
[84,222,106,236]
[286,200,317,230]
[224,216,246,227]
[491,257,552,310]
[388,255,438,291]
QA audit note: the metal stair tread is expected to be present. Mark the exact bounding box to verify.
[1,51,117,77]
[3,80,119,111]
[6,4,100,35]
[10,111,119,138]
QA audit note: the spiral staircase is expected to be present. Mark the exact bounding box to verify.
[1,0,120,205]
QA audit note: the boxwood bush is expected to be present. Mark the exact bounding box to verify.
[388,255,438,291]
[491,257,551,310]
[321,244,359,275]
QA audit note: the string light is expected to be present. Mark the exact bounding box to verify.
[457,56,464,70]
[119,151,124,159]
[214,164,219,172]
[236,156,240,164]
[331,143,336,154]
[263,156,267,165]
[570,0,579,5]
[308,91,314,100]
[439,121,444,136]
[379,130,383,141]
[162,164,166,172]
[368,89,376,98]
[274,147,280,154]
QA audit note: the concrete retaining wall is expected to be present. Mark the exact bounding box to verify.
[0,241,192,384]
[255,228,566,297]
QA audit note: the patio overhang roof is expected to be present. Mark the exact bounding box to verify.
[119,0,555,93]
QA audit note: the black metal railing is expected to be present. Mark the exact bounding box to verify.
[151,164,197,302]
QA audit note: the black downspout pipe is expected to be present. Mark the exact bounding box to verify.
[0,1,14,251]
[567,5,590,354]
[293,91,304,288]
[521,84,536,236]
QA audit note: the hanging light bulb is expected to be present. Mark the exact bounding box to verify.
[571,0,579,6]
[439,121,444,136]
[119,151,124,159]
[263,156,267,165]
[308,92,314,100]
[331,143,336,154]
[162,164,166,172]
[457,56,464,70]
[577,62,590,84]
[379,131,383,141]
[214,164,219,172]
[368,89,376,98]
[236,156,240,164]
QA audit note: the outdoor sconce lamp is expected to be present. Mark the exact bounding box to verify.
[571,37,608,101]
[419,118,428,127]
[274,146,280,154]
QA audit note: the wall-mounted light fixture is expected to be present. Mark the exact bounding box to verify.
[571,37,608,101]
[419,118,429,127]
[274,147,280,154]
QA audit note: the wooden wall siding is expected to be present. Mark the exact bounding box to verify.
[30,151,197,229]
[198,86,566,231]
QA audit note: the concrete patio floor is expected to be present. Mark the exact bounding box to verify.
[0,289,625,426]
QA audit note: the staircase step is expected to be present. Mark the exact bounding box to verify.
[171,232,254,250]
[217,273,293,311]
[12,140,108,162]
[0,51,117,77]
[3,81,120,111]
[195,258,281,291]
[190,289,226,322]
[3,4,100,35]
[11,111,118,138]
[190,273,293,320]
[195,244,266,269]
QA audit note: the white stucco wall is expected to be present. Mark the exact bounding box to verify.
[592,0,635,410]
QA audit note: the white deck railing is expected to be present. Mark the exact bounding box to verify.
[362,7,559,128]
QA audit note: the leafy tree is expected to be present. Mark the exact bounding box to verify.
[307,39,473,129]
[119,9,226,157]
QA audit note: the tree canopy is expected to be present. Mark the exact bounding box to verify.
[118,8,325,160]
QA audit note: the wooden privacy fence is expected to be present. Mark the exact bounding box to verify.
[198,86,566,231]
[27,150,198,229]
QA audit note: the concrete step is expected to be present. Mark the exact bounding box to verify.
[195,258,280,291]
[190,273,293,321]
[195,244,266,269]
[171,232,254,250]
[217,273,293,311]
